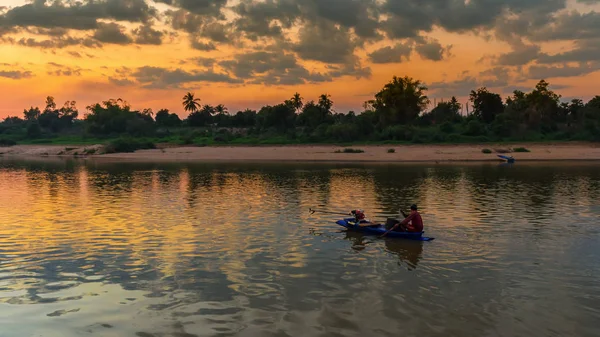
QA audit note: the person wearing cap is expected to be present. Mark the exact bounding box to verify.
[389,204,423,233]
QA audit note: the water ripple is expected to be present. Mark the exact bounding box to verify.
[0,161,599,337]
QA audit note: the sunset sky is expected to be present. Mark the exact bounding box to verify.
[1,0,600,118]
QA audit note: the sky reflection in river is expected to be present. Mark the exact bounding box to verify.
[0,158,598,337]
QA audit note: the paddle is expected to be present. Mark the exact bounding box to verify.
[309,208,351,216]
[380,209,409,238]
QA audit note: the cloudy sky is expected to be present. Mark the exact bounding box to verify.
[1,0,599,117]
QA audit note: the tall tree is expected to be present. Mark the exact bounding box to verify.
[44,96,57,112]
[256,103,296,132]
[369,75,430,125]
[232,109,257,127]
[215,104,228,115]
[182,92,201,113]
[141,108,154,117]
[187,105,215,127]
[23,107,41,121]
[317,94,333,114]
[201,104,216,116]
[428,96,462,124]
[155,109,182,127]
[290,92,303,113]
[584,96,600,121]
[469,87,504,124]
[524,80,561,129]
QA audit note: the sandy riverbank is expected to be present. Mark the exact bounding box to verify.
[2,143,600,162]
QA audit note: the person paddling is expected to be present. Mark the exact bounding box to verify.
[383,204,423,235]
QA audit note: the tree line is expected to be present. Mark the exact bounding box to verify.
[1,75,599,146]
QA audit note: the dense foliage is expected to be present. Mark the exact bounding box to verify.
[1,76,600,146]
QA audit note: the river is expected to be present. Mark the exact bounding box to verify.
[0,158,598,337]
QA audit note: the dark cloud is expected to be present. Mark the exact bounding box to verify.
[192,57,217,68]
[198,21,232,42]
[479,67,511,87]
[537,39,600,64]
[323,60,371,80]
[0,69,33,79]
[68,51,82,58]
[231,0,299,40]
[292,21,357,64]
[93,22,132,44]
[219,51,298,79]
[162,8,236,47]
[8,36,102,49]
[528,63,600,79]
[527,10,600,42]
[303,0,381,39]
[190,39,217,51]
[1,0,599,90]
[26,27,69,37]
[0,0,163,47]
[496,44,540,66]
[248,67,330,86]
[229,0,382,42]
[217,48,370,85]
[131,66,242,89]
[218,50,329,85]
[132,22,164,45]
[164,9,202,33]
[414,38,452,61]
[0,0,156,31]
[382,0,565,42]
[108,77,135,86]
[493,1,568,44]
[429,67,515,97]
[428,76,480,98]
[46,62,83,77]
[154,0,228,17]
[368,43,412,64]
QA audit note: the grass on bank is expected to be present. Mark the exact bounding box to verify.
[0,127,585,155]
[334,148,365,153]
[104,138,156,153]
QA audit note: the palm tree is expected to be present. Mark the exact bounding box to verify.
[182,92,201,113]
[318,94,333,114]
[290,92,303,113]
[215,104,228,115]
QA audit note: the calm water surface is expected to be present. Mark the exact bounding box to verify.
[0,158,599,337]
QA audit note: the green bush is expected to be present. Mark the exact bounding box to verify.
[326,123,359,142]
[513,147,530,152]
[30,139,52,144]
[0,138,16,146]
[387,148,396,153]
[439,122,454,133]
[335,148,364,153]
[481,148,492,154]
[445,134,463,143]
[26,122,42,138]
[104,138,156,153]
[464,120,484,136]
[411,131,430,143]
[380,125,415,141]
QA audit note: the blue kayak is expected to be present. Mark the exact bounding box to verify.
[336,218,435,241]
[497,154,515,163]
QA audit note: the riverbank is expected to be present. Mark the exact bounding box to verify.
[2,143,600,162]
